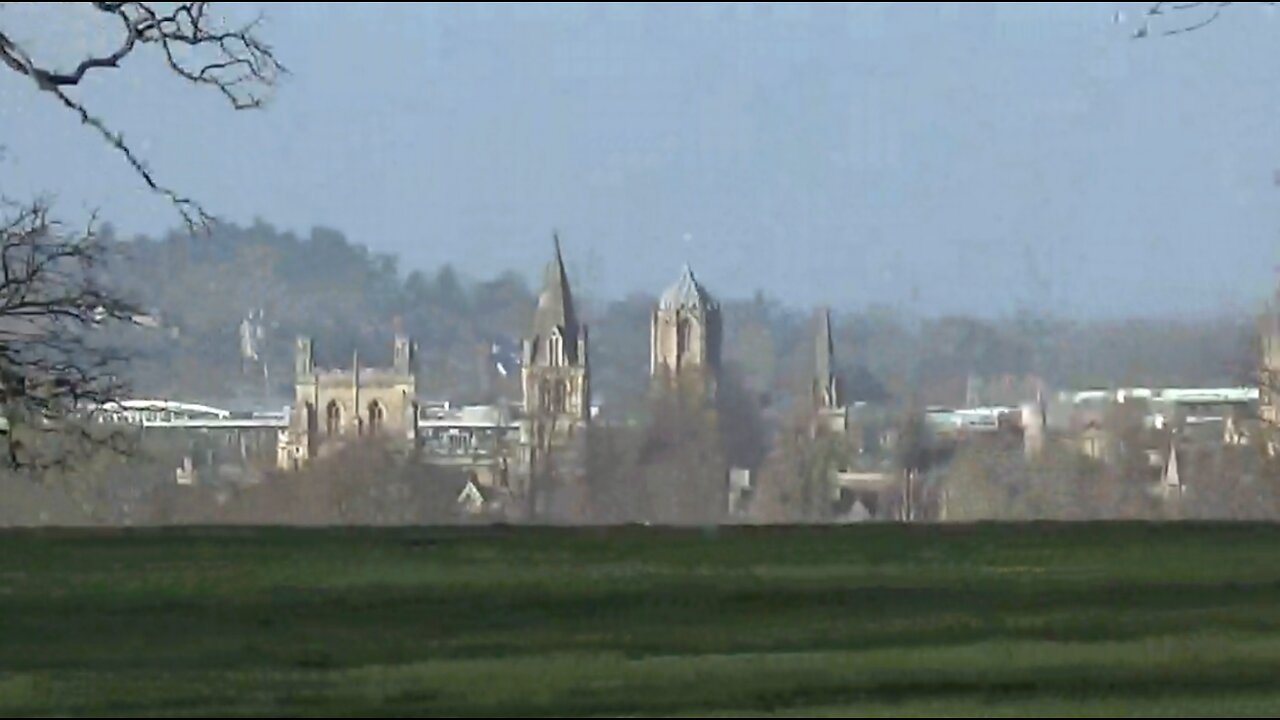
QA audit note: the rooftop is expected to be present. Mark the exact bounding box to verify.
[659,264,717,312]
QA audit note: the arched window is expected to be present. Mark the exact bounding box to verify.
[325,400,342,436]
[549,330,564,367]
[367,400,385,434]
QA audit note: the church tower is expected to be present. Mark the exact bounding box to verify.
[651,264,721,396]
[522,235,590,422]
[518,236,590,514]
[813,307,848,435]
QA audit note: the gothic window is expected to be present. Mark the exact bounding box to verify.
[368,401,385,435]
[325,400,342,436]
[549,331,564,367]
[449,434,468,453]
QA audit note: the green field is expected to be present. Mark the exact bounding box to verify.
[3,524,1280,716]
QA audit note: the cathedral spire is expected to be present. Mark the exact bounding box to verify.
[531,233,579,344]
[814,307,841,410]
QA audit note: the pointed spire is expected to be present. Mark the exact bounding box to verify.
[815,307,834,390]
[814,307,841,409]
[530,233,580,364]
[1163,440,1181,491]
[532,233,578,334]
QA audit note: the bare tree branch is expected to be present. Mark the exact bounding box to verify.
[1136,2,1276,38]
[0,3,284,230]
[0,4,282,474]
[0,200,140,471]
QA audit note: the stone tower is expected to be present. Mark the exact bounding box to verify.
[518,236,590,514]
[813,307,848,435]
[651,264,721,396]
[393,332,416,376]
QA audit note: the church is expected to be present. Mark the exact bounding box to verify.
[276,334,419,470]
[514,236,592,516]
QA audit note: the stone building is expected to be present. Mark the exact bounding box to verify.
[516,237,591,515]
[277,334,418,470]
[651,264,721,396]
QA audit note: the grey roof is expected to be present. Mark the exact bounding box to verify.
[531,235,579,340]
[659,264,717,312]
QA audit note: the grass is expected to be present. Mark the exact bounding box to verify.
[2,523,1280,715]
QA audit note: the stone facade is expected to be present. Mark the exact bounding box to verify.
[651,264,721,396]
[277,334,418,470]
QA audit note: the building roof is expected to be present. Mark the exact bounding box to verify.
[1064,387,1258,406]
[531,234,580,343]
[659,264,717,312]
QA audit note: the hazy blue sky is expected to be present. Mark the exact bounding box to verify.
[4,2,1280,318]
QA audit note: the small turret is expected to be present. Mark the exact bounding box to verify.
[295,336,314,378]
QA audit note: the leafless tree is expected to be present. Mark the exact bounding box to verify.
[894,403,934,522]
[221,441,467,526]
[752,419,849,524]
[0,4,282,474]
[0,201,138,470]
[0,2,284,227]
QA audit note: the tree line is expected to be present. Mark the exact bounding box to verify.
[100,220,1257,417]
